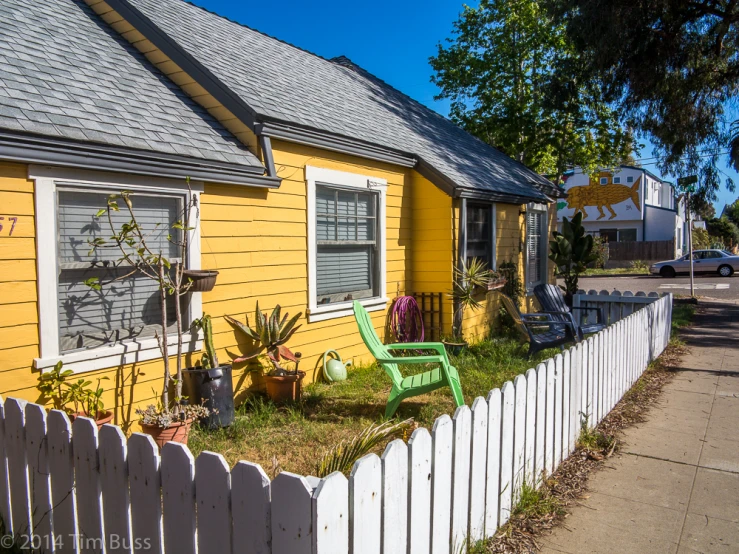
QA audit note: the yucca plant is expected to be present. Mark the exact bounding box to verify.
[193,313,219,369]
[315,418,414,477]
[450,257,496,341]
[549,212,598,306]
[225,302,302,376]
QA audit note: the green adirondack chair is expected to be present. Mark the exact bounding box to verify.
[352,301,465,418]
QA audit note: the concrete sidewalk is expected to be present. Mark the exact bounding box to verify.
[541,299,739,554]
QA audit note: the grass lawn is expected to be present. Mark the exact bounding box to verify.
[189,300,693,477]
[581,267,650,276]
[189,336,560,477]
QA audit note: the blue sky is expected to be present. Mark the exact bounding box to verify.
[191,0,738,213]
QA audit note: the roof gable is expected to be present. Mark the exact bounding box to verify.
[116,0,558,203]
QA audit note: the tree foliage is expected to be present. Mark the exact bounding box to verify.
[430,0,634,182]
[706,217,739,246]
[547,0,738,202]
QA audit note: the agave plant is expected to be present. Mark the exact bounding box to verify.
[315,418,414,477]
[225,302,302,375]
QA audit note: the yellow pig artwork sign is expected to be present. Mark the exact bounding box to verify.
[562,172,642,221]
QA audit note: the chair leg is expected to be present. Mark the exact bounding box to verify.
[449,374,465,408]
[385,388,403,419]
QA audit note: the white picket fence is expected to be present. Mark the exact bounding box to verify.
[0,294,673,554]
[573,289,663,327]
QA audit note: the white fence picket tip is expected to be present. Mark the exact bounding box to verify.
[232,461,271,554]
[382,439,409,554]
[196,452,232,554]
[484,389,501,539]
[498,382,515,526]
[5,398,31,540]
[128,433,163,554]
[469,397,488,542]
[24,403,53,546]
[524,369,537,487]
[313,471,348,554]
[349,455,381,554]
[46,410,77,554]
[553,355,564,468]
[512,375,527,501]
[407,429,431,554]
[161,442,196,554]
[431,414,453,553]
[534,364,547,485]
[72,416,105,554]
[451,404,471,550]
[99,424,132,554]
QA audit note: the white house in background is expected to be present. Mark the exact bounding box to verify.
[557,166,688,254]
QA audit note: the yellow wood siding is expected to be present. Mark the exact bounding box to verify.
[0,152,555,431]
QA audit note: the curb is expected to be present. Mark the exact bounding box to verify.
[571,273,653,279]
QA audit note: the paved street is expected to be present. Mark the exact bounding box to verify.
[565,275,739,301]
[541,299,739,554]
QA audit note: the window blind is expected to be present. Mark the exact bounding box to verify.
[526,210,545,286]
[56,189,183,353]
[315,185,377,304]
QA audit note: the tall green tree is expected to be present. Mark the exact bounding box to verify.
[430,0,634,182]
[547,0,739,203]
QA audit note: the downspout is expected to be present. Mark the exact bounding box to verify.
[258,134,277,178]
[454,197,467,338]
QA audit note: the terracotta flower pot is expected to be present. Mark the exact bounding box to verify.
[264,371,305,403]
[140,419,193,449]
[69,410,114,430]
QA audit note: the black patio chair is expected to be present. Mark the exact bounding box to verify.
[499,294,577,359]
[534,283,606,340]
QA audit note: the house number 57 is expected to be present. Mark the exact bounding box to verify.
[0,217,18,236]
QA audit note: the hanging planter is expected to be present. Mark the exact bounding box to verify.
[487,276,508,291]
[183,269,219,292]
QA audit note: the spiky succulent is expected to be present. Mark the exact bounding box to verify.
[225,302,302,371]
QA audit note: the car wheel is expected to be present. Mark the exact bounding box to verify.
[660,266,676,278]
[718,264,734,277]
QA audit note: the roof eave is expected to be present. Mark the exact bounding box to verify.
[0,131,280,188]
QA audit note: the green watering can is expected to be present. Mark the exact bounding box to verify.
[322,350,351,382]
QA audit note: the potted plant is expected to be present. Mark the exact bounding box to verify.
[37,361,113,429]
[225,303,304,403]
[85,180,210,447]
[445,257,495,354]
[183,314,234,429]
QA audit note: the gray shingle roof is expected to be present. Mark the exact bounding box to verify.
[0,0,261,169]
[125,0,557,202]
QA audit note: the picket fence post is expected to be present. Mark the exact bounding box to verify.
[313,472,348,554]
[72,417,105,554]
[431,415,453,554]
[273,471,313,554]
[524,369,537,486]
[46,410,77,554]
[498,382,515,526]
[451,405,471,549]
[382,439,408,554]
[407,429,431,554]
[24,403,53,547]
[128,433,163,554]
[534,364,547,484]
[232,461,272,554]
[553,355,564,469]
[512,376,526,503]
[99,424,132,554]
[469,398,488,542]
[483,390,501,539]
[161,442,196,554]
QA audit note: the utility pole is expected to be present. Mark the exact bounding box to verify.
[678,176,698,299]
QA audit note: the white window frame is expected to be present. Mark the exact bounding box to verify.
[306,165,387,322]
[599,177,608,185]
[525,203,549,292]
[30,165,203,374]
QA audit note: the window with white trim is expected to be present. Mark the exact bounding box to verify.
[306,166,387,322]
[600,177,608,185]
[613,176,621,184]
[32,167,203,373]
[526,205,548,290]
[466,202,496,269]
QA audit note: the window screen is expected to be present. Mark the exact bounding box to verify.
[315,185,378,304]
[613,177,621,184]
[57,189,184,353]
[526,210,546,287]
[466,203,492,268]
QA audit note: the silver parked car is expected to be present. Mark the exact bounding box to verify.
[650,249,739,278]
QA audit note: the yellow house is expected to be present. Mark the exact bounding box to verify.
[0,0,562,428]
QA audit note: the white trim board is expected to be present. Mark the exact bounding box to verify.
[30,165,204,374]
[305,165,388,322]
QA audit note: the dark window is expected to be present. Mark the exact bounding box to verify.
[619,229,637,242]
[315,184,378,305]
[599,229,618,243]
[466,203,493,268]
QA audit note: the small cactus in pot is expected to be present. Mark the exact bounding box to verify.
[193,313,219,369]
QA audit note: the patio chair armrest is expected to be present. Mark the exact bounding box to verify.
[570,305,606,323]
[387,342,446,356]
[376,354,446,365]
